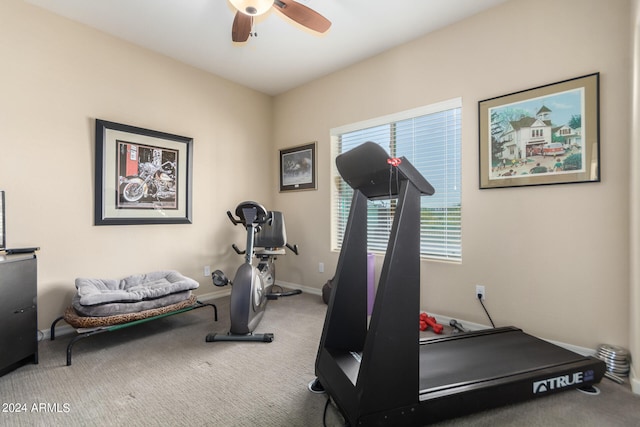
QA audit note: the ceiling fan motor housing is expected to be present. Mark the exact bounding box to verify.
[230,0,274,16]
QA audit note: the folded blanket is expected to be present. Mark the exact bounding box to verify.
[75,270,199,306]
[72,290,193,317]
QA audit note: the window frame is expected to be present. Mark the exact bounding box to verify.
[330,97,462,262]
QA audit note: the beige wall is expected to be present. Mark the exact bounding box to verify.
[274,0,634,353]
[0,0,274,327]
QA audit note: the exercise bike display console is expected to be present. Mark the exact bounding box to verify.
[206,201,301,343]
[312,142,605,425]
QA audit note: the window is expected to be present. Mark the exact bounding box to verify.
[331,98,462,261]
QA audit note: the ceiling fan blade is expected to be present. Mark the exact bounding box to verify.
[232,11,253,42]
[273,0,331,33]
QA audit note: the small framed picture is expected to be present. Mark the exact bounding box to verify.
[279,142,317,192]
[94,119,193,225]
[479,73,600,189]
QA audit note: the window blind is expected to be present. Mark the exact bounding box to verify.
[331,98,462,261]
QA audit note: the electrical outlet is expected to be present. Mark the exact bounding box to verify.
[204,266,211,277]
[475,285,486,301]
[319,262,324,273]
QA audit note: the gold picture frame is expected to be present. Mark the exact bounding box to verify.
[479,73,600,189]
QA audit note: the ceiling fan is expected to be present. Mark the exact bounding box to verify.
[229,0,331,43]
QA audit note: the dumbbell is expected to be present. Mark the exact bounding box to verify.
[449,319,467,333]
[419,312,443,334]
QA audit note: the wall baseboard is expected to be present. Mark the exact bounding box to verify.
[428,312,597,357]
[275,280,323,296]
[631,366,640,395]
[42,323,74,341]
[194,288,231,302]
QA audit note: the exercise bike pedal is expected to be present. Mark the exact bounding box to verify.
[211,270,229,287]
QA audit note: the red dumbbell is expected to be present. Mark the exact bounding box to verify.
[419,312,428,331]
[425,314,443,334]
[419,312,443,334]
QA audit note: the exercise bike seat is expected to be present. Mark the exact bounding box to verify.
[255,211,287,252]
[234,201,269,225]
[255,248,286,256]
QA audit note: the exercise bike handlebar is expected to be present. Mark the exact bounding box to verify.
[226,210,241,226]
[226,209,271,227]
[226,202,297,256]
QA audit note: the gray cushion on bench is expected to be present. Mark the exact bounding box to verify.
[72,290,193,317]
[75,270,199,306]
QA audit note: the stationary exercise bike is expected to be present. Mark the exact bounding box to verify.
[206,201,301,343]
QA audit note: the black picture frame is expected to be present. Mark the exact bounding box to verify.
[94,119,193,225]
[479,73,600,189]
[279,142,317,192]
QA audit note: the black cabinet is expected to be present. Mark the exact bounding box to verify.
[0,253,38,376]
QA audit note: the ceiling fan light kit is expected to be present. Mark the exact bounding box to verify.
[229,0,273,16]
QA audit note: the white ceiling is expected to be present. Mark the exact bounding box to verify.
[24,0,508,95]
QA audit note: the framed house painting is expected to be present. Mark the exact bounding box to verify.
[479,73,600,189]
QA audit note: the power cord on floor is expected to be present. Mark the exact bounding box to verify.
[477,293,496,328]
[323,397,330,427]
[322,394,349,427]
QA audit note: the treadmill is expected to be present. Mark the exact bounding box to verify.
[313,142,605,426]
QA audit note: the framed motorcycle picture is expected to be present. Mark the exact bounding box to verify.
[94,119,193,225]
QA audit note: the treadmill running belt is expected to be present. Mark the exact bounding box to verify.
[419,327,590,395]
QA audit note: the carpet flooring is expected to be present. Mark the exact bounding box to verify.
[0,292,638,426]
